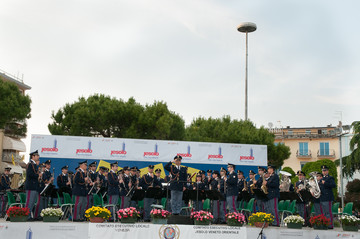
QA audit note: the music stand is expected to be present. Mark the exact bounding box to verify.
[239,191,251,202]
[253,189,267,201]
[206,190,224,201]
[146,187,162,199]
[131,189,146,201]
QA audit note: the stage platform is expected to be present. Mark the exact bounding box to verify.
[0,219,359,239]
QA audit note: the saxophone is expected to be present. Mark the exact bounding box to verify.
[250,175,257,194]
[242,177,248,192]
[261,174,268,194]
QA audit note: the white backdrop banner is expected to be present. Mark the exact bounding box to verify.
[30,134,267,166]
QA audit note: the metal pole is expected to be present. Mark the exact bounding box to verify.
[245,32,248,121]
[339,135,344,212]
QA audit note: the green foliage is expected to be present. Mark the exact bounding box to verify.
[302,159,338,198]
[48,94,185,140]
[185,116,291,168]
[338,121,360,178]
[0,79,31,136]
[345,179,360,210]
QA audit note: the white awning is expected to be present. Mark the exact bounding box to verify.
[3,136,26,152]
[1,162,24,174]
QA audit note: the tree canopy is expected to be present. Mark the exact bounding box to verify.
[337,121,360,177]
[0,79,31,136]
[48,94,185,140]
[185,116,291,168]
[48,95,291,168]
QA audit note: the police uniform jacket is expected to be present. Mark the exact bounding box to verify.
[119,174,131,196]
[38,169,52,193]
[87,171,98,194]
[107,171,120,196]
[237,179,245,192]
[139,173,161,191]
[57,173,69,189]
[72,169,87,196]
[164,162,187,191]
[0,174,11,191]
[266,173,280,200]
[295,180,306,203]
[210,178,219,191]
[226,171,238,197]
[25,160,39,191]
[319,174,335,202]
[219,177,226,200]
[193,181,205,191]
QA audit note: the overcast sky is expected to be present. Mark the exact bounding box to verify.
[1,0,359,154]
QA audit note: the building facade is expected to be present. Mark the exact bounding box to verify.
[0,69,31,176]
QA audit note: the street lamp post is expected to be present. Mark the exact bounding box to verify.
[237,22,257,121]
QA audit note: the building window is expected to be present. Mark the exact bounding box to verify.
[305,130,311,135]
[300,162,307,169]
[299,142,308,155]
[287,130,293,135]
[322,129,327,134]
[319,142,330,156]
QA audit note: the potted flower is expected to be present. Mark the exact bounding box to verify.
[150,209,171,224]
[225,212,246,226]
[117,207,140,223]
[248,212,274,228]
[40,208,63,222]
[283,215,305,229]
[190,210,213,225]
[339,215,360,232]
[6,206,30,222]
[309,214,331,230]
[85,206,111,223]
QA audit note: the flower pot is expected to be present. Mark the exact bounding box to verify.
[152,218,168,224]
[227,221,244,227]
[43,216,60,222]
[121,217,137,224]
[89,217,105,223]
[10,216,27,222]
[194,220,211,225]
[287,223,302,229]
[254,222,269,228]
[342,225,358,232]
[313,225,328,230]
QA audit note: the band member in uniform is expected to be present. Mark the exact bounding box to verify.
[193,173,205,211]
[164,155,188,215]
[226,163,238,213]
[25,150,40,220]
[254,167,266,212]
[312,172,323,216]
[155,168,165,184]
[86,162,98,209]
[210,170,221,224]
[35,160,54,219]
[96,166,108,196]
[204,170,212,189]
[320,165,335,229]
[73,161,88,221]
[237,170,245,209]
[129,166,139,208]
[140,165,161,221]
[0,167,11,217]
[57,165,71,203]
[295,170,307,220]
[263,165,280,226]
[219,167,227,224]
[107,162,119,221]
[119,166,131,209]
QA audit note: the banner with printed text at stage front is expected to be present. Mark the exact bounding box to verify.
[31,134,267,166]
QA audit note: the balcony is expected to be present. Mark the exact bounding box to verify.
[2,152,22,163]
[317,149,335,158]
[296,150,312,159]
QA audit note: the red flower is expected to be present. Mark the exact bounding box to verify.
[6,206,30,218]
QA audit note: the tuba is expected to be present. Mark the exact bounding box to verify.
[279,171,292,192]
[308,172,321,198]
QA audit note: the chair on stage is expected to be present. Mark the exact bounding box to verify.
[281,200,296,225]
[103,196,117,222]
[19,192,27,208]
[93,194,104,207]
[202,199,211,211]
[4,191,23,220]
[240,198,255,221]
[341,202,353,216]
[331,202,340,218]
[61,192,75,221]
